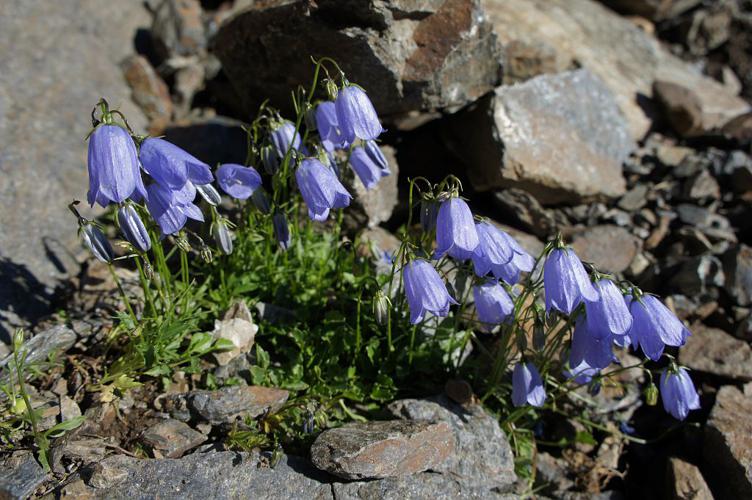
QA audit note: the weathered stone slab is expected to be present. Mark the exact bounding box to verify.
[570,225,642,274]
[158,385,289,424]
[141,419,207,458]
[679,325,752,381]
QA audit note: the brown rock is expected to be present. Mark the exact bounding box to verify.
[152,0,206,59]
[159,385,289,424]
[723,244,752,307]
[141,419,206,458]
[121,54,173,127]
[653,80,704,137]
[503,39,569,83]
[679,324,752,381]
[310,420,454,480]
[704,386,752,498]
[722,111,752,144]
[667,457,713,500]
[569,225,642,274]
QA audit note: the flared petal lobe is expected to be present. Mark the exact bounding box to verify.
[627,295,690,361]
[315,101,347,150]
[660,368,700,420]
[335,86,384,143]
[139,137,212,190]
[403,259,457,324]
[473,282,514,330]
[585,279,632,338]
[295,158,351,221]
[435,198,479,260]
[471,222,514,277]
[512,362,546,407]
[349,141,390,189]
[544,248,598,314]
[216,164,262,200]
[87,125,142,206]
[570,319,614,370]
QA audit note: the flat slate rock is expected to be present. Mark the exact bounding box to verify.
[310,420,454,480]
[159,385,289,424]
[0,452,48,500]
[332,472,518,499]
[141,419,207,458]
[679,324,752,381]
[570,225,642,274]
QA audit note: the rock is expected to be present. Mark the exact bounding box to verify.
[704,385,752,498]
[503,39,569,83]
[653,80,705,137]
[0,325,76,382]
[600,0,701,21]
[211,301,257,366]
[682,169,720,203]
[50,437,109,474]
[120,54,173,128]
[213,0,501,118]
[0,0,149,336]
[723,151,752,193]
[345,145,399,228]
[569,225,642,274]
[535,452,574,495]
[668,255,725,297]
[723,244,752,306]
[676,204,736,242]
[679,324,752,381]
[151,0,206,59]
[163,116,247,167]
[667,457,713,500]
[71,451,333,498]
[727,10,752,102]
[310,420,454,480]
[388,395,516,491]
[448,69,631,203]
[332,472,513,499]
[59,395,82,422]
[0,452,48,499]
[142,419,207,458]
[655,143,693,168]
[482,0,750,140]
[159,385,289,424]
[492,189,559,238]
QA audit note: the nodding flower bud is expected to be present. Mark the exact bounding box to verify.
[174,232,192,253]
[117,204,151,252]
[196,183,222,206]
[12,329,24,351]
[420,198,439,232]
[212,218,234,255]
[373,290,390,326]
[80,222,114,263]
[644,382,659,406]
[251,188,271,214]
[273,212,291,251]
[261,145,279,175]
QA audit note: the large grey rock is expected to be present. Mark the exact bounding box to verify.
[482,0,750,140]
[332,472,517,499]
[679,324,752,381]
[667,457,713,500]
[158,385,289,424]
[0,0,148,337]
[0,452,48,500]
[704,386,752,499]
[387,395,517,492]
[212,0,501,118]
[310,420,454,480]
[569,225,642,274]
[141,419,207,458]
[447,69,632,203]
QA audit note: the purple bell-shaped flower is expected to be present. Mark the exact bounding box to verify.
[512,362,546,407]
[473,281,514,331]
[145,182,204,235]
[335,85,384,144]
[349,140,390,190]
[139,137,213,190]
[471,222,514,277]
[315,101,348,151]
[570,318,615,370]
[117,204,151,252]
[273,212,291,251]
[585,279,632,339]
[270,120,303,161]
[434,198,479,261]
[627,295,690,361]
[87,125,146,207]
[216,163,262,200]
[544,248,598,314]
[660,367,700,420]
[295,158,351,221]
[403,259,458,324]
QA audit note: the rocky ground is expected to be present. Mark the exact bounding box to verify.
[1,0,752,498]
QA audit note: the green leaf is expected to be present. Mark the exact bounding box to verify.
[256,344,270,369]
[575,430,597,446]
[44,415,86,438]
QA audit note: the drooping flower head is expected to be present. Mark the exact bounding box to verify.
[403,259,458,324]
[79,222,114,263]
[471,222,514,277]
[270,120,303,161]
[273,212,291,251]
[627,294,690,361]
[660,367,700,420]
[349,140,390,189]
[139,137,213,191]
[87,124,146,207]
[585,279,632,339]
[315,101,348,151]
[570,318,615,370]
[434,197,479,261]
[216,163,262,200]
[335,85,384,143]
[117,204,151,252]
[512,362,546,407]
[473,281,514,331]
[212,218,234,255]
[544,247,598,314]
[145,182,204,235]
[196,183,221,206]
[295,158,351,221]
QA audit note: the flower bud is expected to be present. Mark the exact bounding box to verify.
[644,382,659,406]
[516,334,527,353]
[420,199,439,232]
[305,106,317,132]
[13,329,24,351]
[533,320,546,351]
[373,290,390,326]
[174,232,191,253]
[117,204,151,252]
[251,188,271,214]
[212,218,234,255]
[261,145,279,175]
[80,222,114,263]
[273,212,291,251]
[196,183,222,206]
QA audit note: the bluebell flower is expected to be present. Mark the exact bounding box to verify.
[79,222,114,263]
[145,182,204,235]
[473,281,514,331]
[349,141,390,189]
[544,248,598,314]
[434,198,479,260]
[139,137,213,190]
[117,204,151,252]
[403,259,457,324]
[87,125,146,207]
[335,85,384,143]
[295,158,351,221]
[471,222,513,277]
[512,362,546,407]
[585,279,632,339]
[270,120,302,161]
[627,295,690,361]
[315,101,347,151]
[565,358,599,384]
[273,212,291,251]
[660,367,700,420]
[216,163,262,200]
[570,318,615,370]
